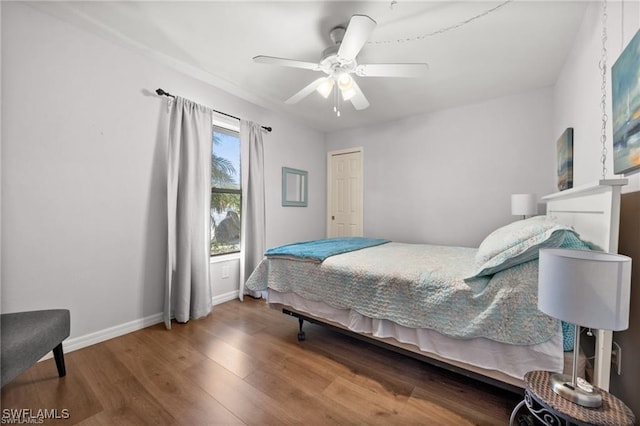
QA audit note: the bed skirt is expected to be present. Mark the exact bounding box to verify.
[268,290,585,388]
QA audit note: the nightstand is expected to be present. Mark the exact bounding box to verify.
[510,371,635,426]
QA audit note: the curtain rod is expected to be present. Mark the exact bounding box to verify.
[155,88,272,133]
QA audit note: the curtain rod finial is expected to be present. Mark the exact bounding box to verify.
[156,88,174,97]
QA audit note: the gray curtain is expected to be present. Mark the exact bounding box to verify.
[164,96,213,329]
[239,120,266,300]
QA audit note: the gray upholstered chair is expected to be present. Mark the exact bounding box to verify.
[1,309,70,388]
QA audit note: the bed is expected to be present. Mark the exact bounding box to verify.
[245,180,627,392]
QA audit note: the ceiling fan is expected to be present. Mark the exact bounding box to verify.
[253,14,428,113]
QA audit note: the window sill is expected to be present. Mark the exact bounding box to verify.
[210,253,241,264]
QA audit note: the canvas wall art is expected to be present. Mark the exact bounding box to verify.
[612,28,640,175]
[557,128,573,191]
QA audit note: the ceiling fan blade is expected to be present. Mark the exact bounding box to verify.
[337,15,376,61]
[356,63,429,78]
[348,79,370,110]
[253,55,319,71]
[285,77,330,104]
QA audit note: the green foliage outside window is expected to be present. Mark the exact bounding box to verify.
[211,128,241,256]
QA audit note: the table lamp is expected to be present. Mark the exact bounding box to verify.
[511,194,537,219]
[538,248,632,407]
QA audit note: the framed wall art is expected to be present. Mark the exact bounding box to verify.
[612,28,640,175]
[557,128,574,191]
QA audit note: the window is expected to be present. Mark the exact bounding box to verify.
[211,125,241,256]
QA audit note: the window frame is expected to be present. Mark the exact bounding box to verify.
[210,119,241,258]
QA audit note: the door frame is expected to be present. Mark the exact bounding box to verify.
[326,147,364,237]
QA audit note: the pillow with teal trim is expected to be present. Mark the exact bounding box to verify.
[467,216,573,278]
[558,230,592,250]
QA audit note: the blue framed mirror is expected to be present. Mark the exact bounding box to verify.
[282,167,308,207]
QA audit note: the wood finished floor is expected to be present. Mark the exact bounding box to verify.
[1,298,522,425]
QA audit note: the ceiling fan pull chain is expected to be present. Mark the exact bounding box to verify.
[335,83,341,117]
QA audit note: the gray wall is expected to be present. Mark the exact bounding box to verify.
[326,88,556,248]
[1,2,326,340]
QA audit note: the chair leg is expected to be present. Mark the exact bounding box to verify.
[52,343,66,377]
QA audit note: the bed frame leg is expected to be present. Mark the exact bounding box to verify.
[297,317,306,341]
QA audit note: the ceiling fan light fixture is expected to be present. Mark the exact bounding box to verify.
[316,79,334,98]
[341,86,356,101]
[336,72,353,90]
[254,13,426,114]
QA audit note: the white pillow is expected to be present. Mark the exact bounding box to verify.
[467,216,572,278]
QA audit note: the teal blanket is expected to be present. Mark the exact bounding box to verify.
[265,237,389,263]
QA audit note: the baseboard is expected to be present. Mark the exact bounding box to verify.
[212,290,239,306]
[40,312,164,360]
[41,291,239,361]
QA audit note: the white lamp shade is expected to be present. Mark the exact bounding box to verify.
[538,248,632,331]
[511,193,537,216]
[316,79,334,98]
[341,87,356,101]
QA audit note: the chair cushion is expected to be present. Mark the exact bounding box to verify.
[1,309,70,387]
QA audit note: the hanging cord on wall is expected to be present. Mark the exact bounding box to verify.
[599,0,609,180]
[620,0,625,51]
[155,88,272,133]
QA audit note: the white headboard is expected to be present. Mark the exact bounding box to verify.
[542,179,627,252]
[541,178,628,391]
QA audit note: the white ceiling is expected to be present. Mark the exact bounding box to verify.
[37,1,589,132]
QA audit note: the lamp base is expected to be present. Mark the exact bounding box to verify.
[549,373,602,408]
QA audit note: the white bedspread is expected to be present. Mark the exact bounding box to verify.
[246,242,558,345]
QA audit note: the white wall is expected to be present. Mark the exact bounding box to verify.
[554,0,640,192]
[326,88,556,248]
[1,2,326,343]
[553,0,640,414]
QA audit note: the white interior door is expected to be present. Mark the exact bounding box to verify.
[327,148,363,237]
